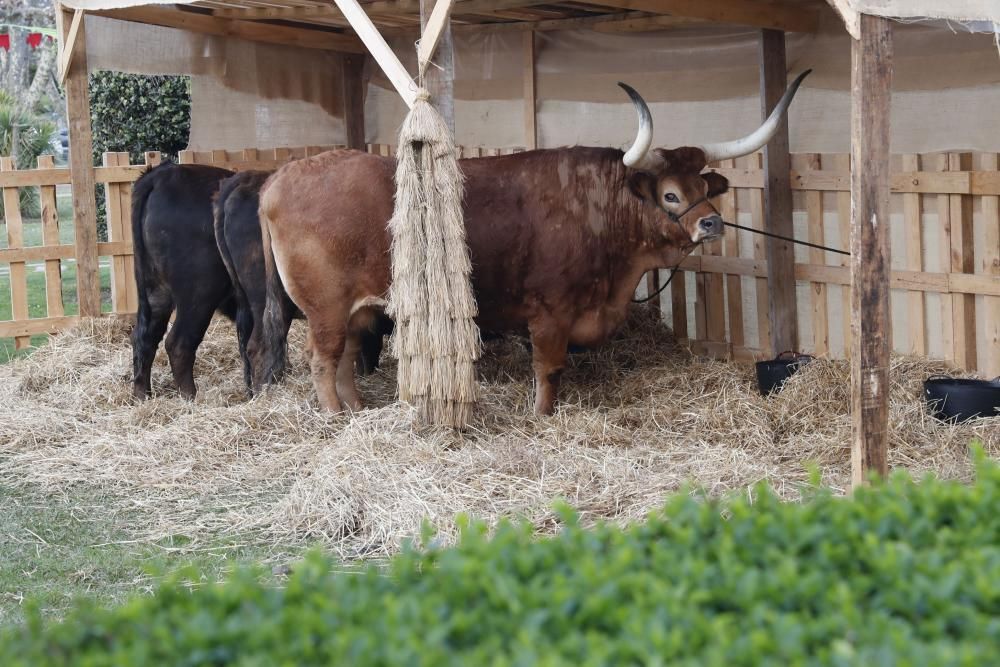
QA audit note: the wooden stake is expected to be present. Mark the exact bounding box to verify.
[759,29,798,355]
[798,153,828,356]
[1,158,31,350]
[719,158,744,349]
[60,6,102,318]
[850,14,892,487]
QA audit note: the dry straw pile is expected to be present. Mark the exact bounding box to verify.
[0,309,996,560]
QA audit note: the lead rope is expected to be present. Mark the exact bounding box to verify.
[633,219,850,304]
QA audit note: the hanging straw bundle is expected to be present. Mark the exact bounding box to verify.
[386,88,481,428]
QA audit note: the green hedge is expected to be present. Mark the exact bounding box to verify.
[2,450,998,666]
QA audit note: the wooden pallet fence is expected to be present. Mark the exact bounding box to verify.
[2,147,998,376]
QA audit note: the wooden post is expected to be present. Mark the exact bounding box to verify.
[420,0,455,134]
[719,159,744,351]
[523,30,537,150]
[759,29,798,355]
[645,270,661,317]
[850,14,892,487]
[59,6,101,318]
[797,153,829,356]
[342,54,366,150]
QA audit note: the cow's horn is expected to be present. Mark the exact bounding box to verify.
[618,82,662,172]
[699,69,812,164]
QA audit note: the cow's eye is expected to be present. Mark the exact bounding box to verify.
[664,193,679,203]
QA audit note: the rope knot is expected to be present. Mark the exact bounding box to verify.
[414,88,431,102]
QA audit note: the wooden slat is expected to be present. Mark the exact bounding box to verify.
[523,30,537,150]
[747,153,771,356]
[719,158,744,349]
[36,155,65,319]
[670,270,687,340]
[984,153,1000,377]
[949,152,976,370]
[0,315,78,338]
[850,13,892,487]
[835,153,851,358]
[645,270,661,317]
[103,152,129,314]
[1,157,31,349]
[694,265,707,342]
[901,153,925,356]
[797,153,828,356]
[704,222,726,352]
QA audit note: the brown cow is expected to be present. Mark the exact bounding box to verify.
[259,73,809,414]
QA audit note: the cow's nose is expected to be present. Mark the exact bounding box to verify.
[699,215,724,236]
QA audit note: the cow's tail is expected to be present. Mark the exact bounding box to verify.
[129,164,162,392]
[213,176,255,392]
[255,182,289,391]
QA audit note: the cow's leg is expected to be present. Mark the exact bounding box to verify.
[356,328,383,376]
[337,331,364,411]
[528,320,570,416]
[308,320,347,412]
[131,287,173,400]
[165,297,220,400]
[234,299,255,393]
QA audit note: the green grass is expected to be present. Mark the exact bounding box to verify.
[0,484,300,626]
[1,194,113,362]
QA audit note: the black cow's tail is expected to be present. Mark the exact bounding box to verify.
[129,164,163,396]
[255,184,290,391]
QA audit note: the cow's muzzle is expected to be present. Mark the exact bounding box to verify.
[694,214,724,242]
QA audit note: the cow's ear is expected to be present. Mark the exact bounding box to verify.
[627,172,657,203]
[702,171,729,199]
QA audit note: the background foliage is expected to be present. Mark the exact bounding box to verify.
[0,90,55,217]
[89,72,191,166]
[1,448,997,666]
[89,72,191,235]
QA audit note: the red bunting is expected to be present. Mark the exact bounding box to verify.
[26,32,42,49]
[0,34,9,51]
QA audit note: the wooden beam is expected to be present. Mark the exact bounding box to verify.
[420,0,456,131]
[417,0,456,73]
[334,0,418,108]
[760,29,798,355]
[438,11,654,34]
[826,0,860,39]
[57,9,83,84]
[342,54,367,150]
[850,14,892,487]
[213,0,551,22]
[60,5,102,319]
[523,30,537,150]
[592,14,704,32]
[574,0,819,33]
[92,6,365,53]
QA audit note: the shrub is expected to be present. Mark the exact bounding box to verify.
[89,72,191,237]
[89,72,191,166]
[2,450,998,666]
[0,90,56,218]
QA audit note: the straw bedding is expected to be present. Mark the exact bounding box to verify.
[0,309,996,560]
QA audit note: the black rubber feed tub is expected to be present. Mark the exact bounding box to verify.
[756,352,814,396]
[923,376,1000,423]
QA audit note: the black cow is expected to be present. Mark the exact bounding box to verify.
[130,162,235,400]
[213,170,390,392]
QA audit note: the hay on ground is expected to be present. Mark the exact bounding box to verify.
[0,308,996,560]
